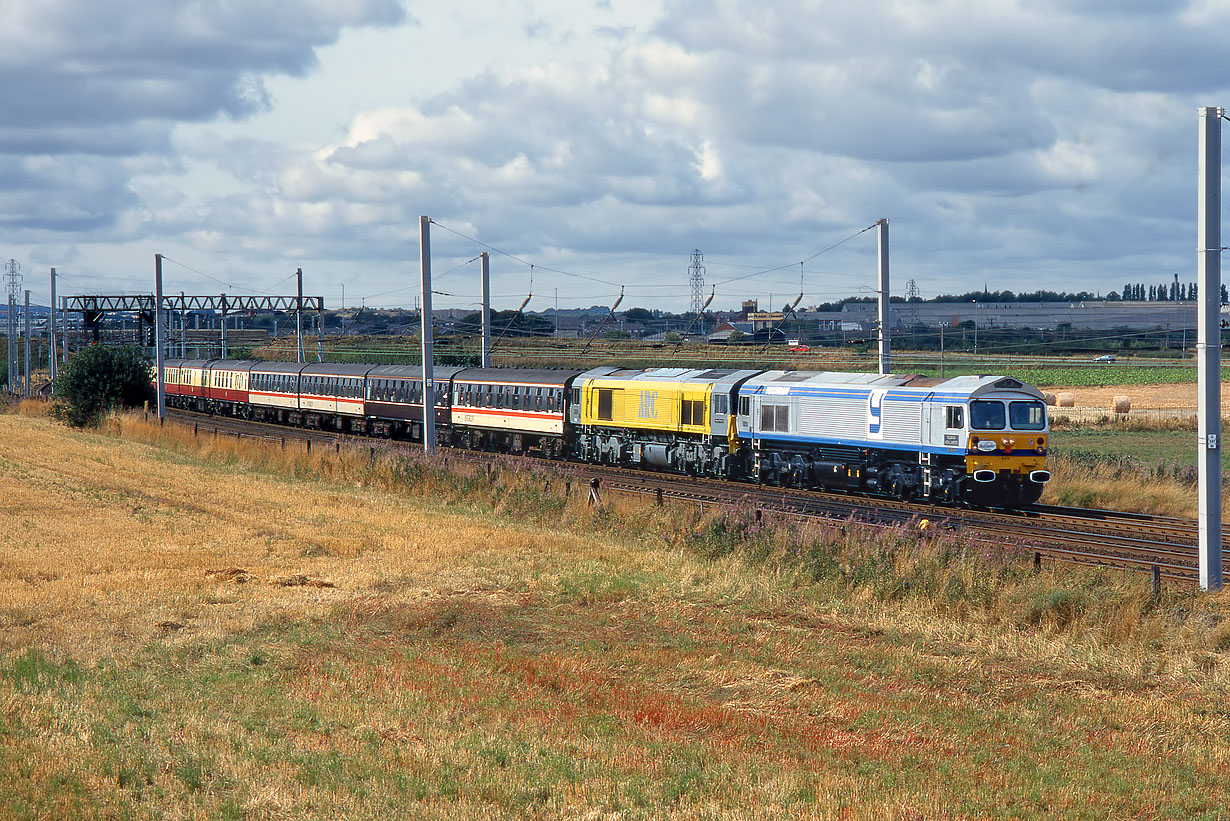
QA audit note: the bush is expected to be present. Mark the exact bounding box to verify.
[52,345,154,427]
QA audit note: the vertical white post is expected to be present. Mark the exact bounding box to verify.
[48,268,57,381]
[1198,106,1223,591]
[61,296,69,363]
[877,218,890,374]
[481,251,491,368]
[23,290,30,396]
[6,295,13,393]
[296,268,305,363]
[420,216,436,453]
[155,254,165,420]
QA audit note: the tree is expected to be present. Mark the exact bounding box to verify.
[52,344,154,427]
[727,329,746,344]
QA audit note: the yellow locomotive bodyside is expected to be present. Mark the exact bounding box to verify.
[581,377,711,436]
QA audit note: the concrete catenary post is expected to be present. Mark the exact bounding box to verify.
[420,216,436,454]
[155,254,166,420]
[481,252,491,368]
[877,218,890,375]
[1197,106,1223,591]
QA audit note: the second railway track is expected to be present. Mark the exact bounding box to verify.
[162,408,1221,585]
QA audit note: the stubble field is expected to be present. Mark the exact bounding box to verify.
[2,410,1230,819]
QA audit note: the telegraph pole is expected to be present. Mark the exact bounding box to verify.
[480,252,491,368]
[23,290,30,396]
[6,295,13,393]
[1197,106,1223,591]
[877,218,890,374]
[296,268,305,363]
[219,294,228,359]
[420,216,436,453]
[155,254,166,420]
[49,268,57,382]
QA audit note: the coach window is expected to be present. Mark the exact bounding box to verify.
[945,406,964,429]
[739,395,750,416]
[712,394,728,416]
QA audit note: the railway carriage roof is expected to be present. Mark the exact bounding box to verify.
[250,361,308,375]
[208,359,259,372]
[163,358,215,368]
[452,367,584,386]
[366,365,466,380]
[300,363,375,377]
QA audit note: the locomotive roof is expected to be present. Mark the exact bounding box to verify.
[742,370,1043,399]
[585,367,760,384]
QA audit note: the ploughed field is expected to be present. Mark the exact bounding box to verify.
[2,412,1230,819]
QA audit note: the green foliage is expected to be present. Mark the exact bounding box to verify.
[52,344,154,427]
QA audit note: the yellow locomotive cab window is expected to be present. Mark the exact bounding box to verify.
[597,388,613,421]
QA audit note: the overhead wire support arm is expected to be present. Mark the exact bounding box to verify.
[673,286,715,354]
[490,286,533,353]
[581,287,625,354]
[760,289,805,353]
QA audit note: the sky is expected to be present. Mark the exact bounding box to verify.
[2,0,1229,313]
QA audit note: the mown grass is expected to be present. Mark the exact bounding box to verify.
[2,407,1230,818]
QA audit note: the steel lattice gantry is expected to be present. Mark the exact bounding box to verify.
[66,294,323,314]
[66,294,324,342]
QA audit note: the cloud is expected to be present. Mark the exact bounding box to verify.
[0,0,404,244]
[6,0,1230,307]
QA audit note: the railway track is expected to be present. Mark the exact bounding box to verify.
[161,409,1222,586]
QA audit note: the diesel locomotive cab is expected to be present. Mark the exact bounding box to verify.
[964,396,1050,505]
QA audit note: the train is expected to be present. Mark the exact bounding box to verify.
[157,358,1051,507]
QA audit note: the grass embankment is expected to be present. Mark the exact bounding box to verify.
[1039,416,1221,516]
[3,408,1230,818]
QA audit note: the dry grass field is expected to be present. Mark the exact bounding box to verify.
[3,407,1230,819]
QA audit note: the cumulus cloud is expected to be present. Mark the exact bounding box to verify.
[4,0,1229,305]
[0,0,404,243]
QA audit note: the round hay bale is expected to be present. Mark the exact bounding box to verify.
[1112,395,1131,414]
[1042,392,1057,406]
[1057,392,1075,407]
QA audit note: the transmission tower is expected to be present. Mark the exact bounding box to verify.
[4,260,21,301]
[689,249,705,324]
[4,260,19,393]
[905,278,920,301]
